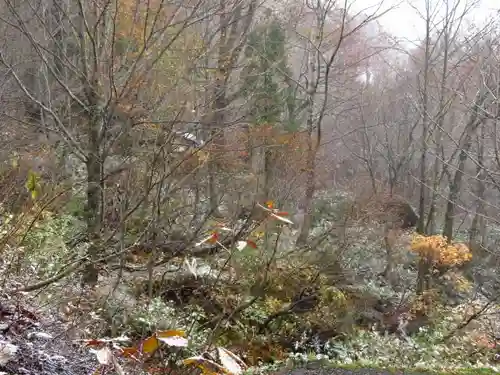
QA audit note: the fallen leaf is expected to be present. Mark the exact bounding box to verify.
[82,339,106,347]
[183,356,226,375]
[217,347,246,375]
[0,341,18,366]
[246,240,258,249]
[140,335,160,354]
[95,347,113,365]
[157,335,188,347]
[236,241,247,251]
[196,232,219,246]
[118,347,140,361]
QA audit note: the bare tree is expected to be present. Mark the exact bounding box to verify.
[292,0,391,246]
[0,0,208,284]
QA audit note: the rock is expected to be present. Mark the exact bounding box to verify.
[0,341,18,366]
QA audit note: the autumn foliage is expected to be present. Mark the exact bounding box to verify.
[84,329,249,375]
[411,234,472,267]
[233,125,310,170]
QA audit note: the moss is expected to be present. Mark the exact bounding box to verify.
[323,362,498,375]
[444,369,498,375]
[264,361,498,375]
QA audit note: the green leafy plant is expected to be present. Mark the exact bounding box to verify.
[21,213,84,276]
[25,169,41,200]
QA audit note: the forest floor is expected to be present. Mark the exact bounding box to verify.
[278,369,438,375]
[0,293,497,375]
[274,366,497,375]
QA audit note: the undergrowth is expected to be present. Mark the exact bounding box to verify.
[2,192,500,374]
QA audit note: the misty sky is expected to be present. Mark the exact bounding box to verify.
[351,0,499,44]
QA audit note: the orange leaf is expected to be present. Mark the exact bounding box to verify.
[119,347,140,360]
[140,335,160,354]
[246,240,257,249]
[276,212,289,216]
[265,201,274,209]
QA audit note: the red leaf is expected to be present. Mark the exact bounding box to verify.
[246,240,257,249]
[84,339,106,347]
[210,232,219,243]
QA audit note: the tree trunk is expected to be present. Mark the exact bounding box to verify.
[416,257,432,295]
[82,111,104,286]
[295,92,316,246]
[443,91,487,242]
[295,11,318,247]
[416,4,431,236]
[296,140,316,246]
[381,226,398,286]
[415,2,433,295]
[206,0,256,217]
[252,137,270,204]
[425,23,449,235]
[468,124,486,261]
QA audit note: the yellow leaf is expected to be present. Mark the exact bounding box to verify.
[252,231,265,239]
[184,356,226,374]
[140,335,160,354]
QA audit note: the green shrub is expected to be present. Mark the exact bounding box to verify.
[21,212,85,277]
